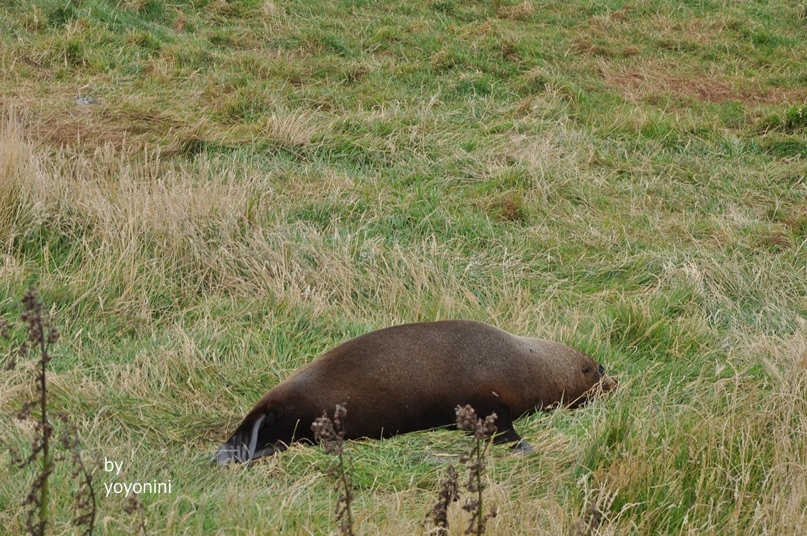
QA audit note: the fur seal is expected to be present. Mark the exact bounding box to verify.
[216,320,617,465]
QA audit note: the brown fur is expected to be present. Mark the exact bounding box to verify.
[216,320,617,464]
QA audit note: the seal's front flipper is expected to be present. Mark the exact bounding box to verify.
[490,407,522,445]
[510,439,533,454]
[492,427,533,454]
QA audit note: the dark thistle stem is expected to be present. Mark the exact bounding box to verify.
[312,405,355,536]
[455,405,498,536]
[37,314,51,535]
[123,496,147,535]
[6,287,96,536]
[18,287,56,535]
[58,414,97,535]
[424,464,459,535]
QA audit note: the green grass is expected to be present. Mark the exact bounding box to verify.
[1,0,806,533]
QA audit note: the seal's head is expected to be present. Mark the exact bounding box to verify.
[573,362,618,407]
[519,339,617,409]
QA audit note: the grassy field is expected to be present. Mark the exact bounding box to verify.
[1,0,806,533]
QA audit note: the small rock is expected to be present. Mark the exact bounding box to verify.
[75,96,101,106]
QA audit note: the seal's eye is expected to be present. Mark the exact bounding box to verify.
[582,366,591,373]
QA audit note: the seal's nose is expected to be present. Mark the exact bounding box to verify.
[600,373,618,392]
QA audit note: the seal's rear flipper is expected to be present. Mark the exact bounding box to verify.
[216,411,278,465]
